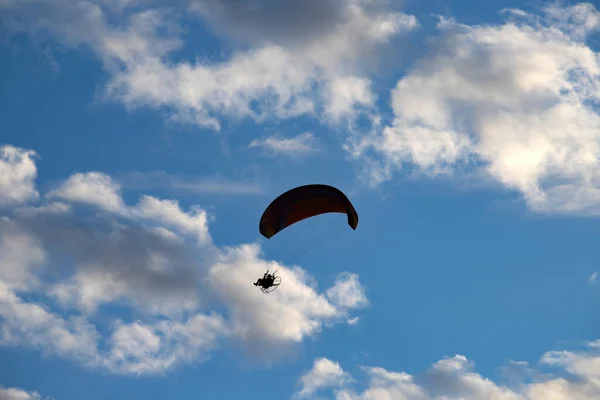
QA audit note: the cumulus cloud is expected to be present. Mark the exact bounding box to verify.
[249,132,320,158]
[0,219,47,292]
[0,277,226,374]
[0,146,39,206]
[48,171,212,244]
[12,203,207,317]
[297,340,600,399]
[326,272,369,310]
[133,195,211,244]
[47,172,126,214]
[103,0,415,129]
[0,386,46,400]
[1,0,417,129]
[207,244,367,358]
[325,76,376,122]
[0,280,102,366]
[296,357,352,398]
[350,3,600,215]
[103,313,227,374]
[0,144,368,374]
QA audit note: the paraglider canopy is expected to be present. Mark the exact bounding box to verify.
[259,184,358,239]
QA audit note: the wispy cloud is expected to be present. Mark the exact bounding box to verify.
[589,271,598,283]
[248,131,320,158]
[118,170,266,196]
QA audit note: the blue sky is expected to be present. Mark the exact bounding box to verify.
[1,1,600,399]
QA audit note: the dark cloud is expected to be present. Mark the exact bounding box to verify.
[0,0,107,47]
[0,0,361,47]
[5,207,214,314]
[190,0,386,46]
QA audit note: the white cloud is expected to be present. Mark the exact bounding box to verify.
[338,366,429,400]
[326,272,369,310]
[107,2,417,129]
[350,3,600,215]
[0,276,226,374]
[297,341,600,399]
[0,145,39,206]
[296,357,352,398]
[48,171,126,214]
[206,244,367,357]
[589,271,598,283]
[0,144,368,374]
[132,196,211,244]
[48,171,212,244]
[0,386,45,400]
[325,76,376,122]
[539,3,600,41]
[104,313,227,374]
[249,132,320,158]
[1,0,418,130]
[0,280,101,366]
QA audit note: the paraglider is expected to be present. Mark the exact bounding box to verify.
[253,270,282,293]
[254,184,359,293]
